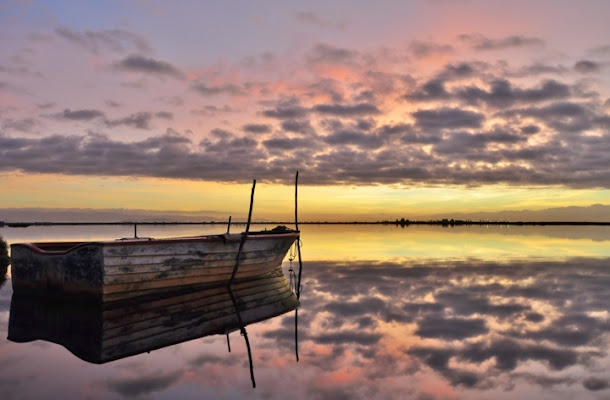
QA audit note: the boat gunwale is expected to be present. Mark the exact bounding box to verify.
[11,230,299,256]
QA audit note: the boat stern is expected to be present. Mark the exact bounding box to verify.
[10,242,105,299]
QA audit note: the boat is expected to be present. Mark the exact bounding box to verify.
[8,267,299,364]
[10,225,299,301]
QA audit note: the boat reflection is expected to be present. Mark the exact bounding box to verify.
[0,237,8,289]
[8,267,299,365]
[0,264,7,290]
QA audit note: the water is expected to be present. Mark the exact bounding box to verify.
[1,224,610,399]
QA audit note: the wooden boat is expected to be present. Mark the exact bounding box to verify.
[8,267,299,364]
[10,226,299,301]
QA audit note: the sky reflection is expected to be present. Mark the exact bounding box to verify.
[288,257,610,399]
[1,226,609,399]
[298,224,610,261]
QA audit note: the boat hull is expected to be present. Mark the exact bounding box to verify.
[10,230,299,301]
[8,267,299,363]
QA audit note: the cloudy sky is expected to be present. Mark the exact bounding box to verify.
[1,0,609,220]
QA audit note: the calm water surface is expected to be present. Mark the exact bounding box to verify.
[1,224,609,399]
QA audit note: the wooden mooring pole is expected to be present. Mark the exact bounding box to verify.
[294,171,304,362]
[295,172,303,299]
[228,180,256,286]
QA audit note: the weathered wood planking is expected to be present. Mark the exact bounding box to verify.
[10,229,299,301]
[8,267,299,364]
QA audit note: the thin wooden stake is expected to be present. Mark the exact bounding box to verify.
[228,286,256,388]
[245,180,256,234]
[295,171,299,231]
[295,308,299,362]
[294,171,304,363]
[228,180,256,286]
[295,172,303,299]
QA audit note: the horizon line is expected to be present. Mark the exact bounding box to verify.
[2,220,610,228]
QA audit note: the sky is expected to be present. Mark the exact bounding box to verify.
[1,0,610,221]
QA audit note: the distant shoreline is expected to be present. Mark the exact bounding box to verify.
[1,220,609,228]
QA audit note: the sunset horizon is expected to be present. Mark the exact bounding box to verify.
[2,1,609,222]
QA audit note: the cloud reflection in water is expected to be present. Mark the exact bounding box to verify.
[290,257,610,399]
[1,256,609,399]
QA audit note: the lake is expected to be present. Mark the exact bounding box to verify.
[1,224,610,399]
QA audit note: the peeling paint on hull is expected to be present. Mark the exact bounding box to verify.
[10,230,299,301]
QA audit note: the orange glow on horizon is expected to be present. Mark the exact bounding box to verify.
[1,173,609,223]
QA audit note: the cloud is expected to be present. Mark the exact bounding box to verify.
[406,78,450,101]
[436,62,477,80]
[114,55,185,79]
[501,102,593,134]
[456,79,571,108]
[106,112,153,130]
[520,124,540,134]
[415,316,488,340]
[2,103,609,186]
[55,27,150,54]
[313,103,380,117]
[408,77,572,108]
[3,40,610,188]
[293,257,610,395]
[312,331,382,346]
[511,62,568,77]
[323,129,384,149]
[242,123,272,134]
[1,118,39,133]
[155,111,173,120]
[412,107,485,130]
[188,354,239,368]
[280,120,314,135]
[192,82,244,96]
[514,313,601,346]
[295,12,344,30]
[307,43,360,65]
[461,34,545,50]
[456,338,579,371]
[140,131,191,149]
[589,44,610,56]
[105,370,183,397]
[409,40,454,57]
[105,100,121,108]
[324,297,387,317]
[583,377,609,391]
[263,98,309,119]
[574,60,600,73]
[191,105,235,116]
[433,129,527,155]
[54,109,106,121]
[48,109,171,130]
[263,137,314,151]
